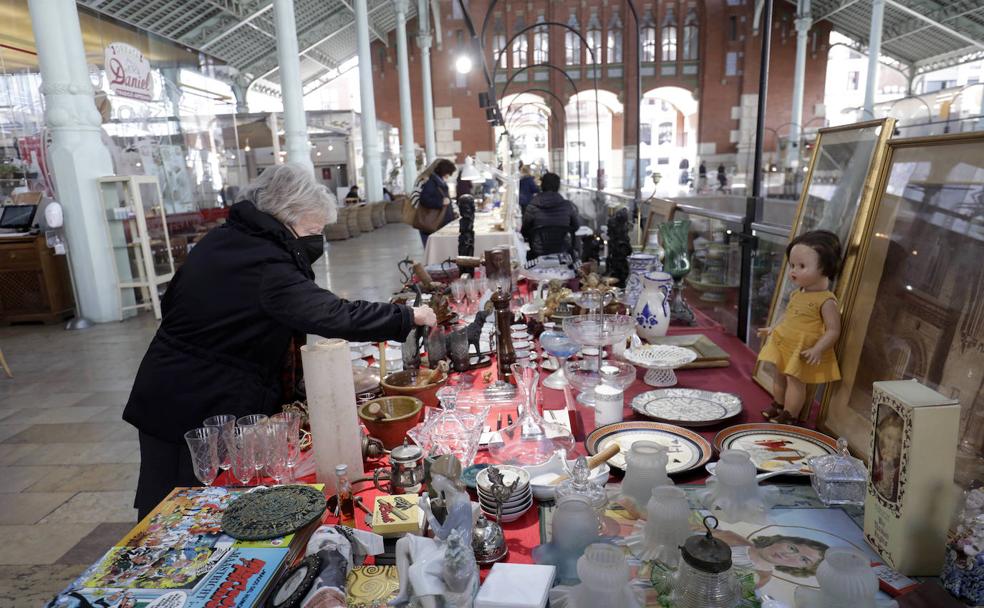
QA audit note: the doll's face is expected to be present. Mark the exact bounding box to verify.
[788,244,825,289]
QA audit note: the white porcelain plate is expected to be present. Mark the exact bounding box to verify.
[631,388,743,427]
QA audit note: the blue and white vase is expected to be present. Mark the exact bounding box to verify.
[633,271,673,342]
[625,253,660,309]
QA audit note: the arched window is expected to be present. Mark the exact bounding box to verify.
[533,14,549,63]
[607,12,623,64]
[661,9,677,62]
[641,10,656,63]
[565,13,581,65]
[493,17,507,69]
[586,10,602,65]
[658,121,673,145]
[512,16,528,69]
[682,9,698,60]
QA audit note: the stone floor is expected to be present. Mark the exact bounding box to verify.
[0,223,423,606]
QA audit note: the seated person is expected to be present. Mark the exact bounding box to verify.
[344,185,360,205]
[521,172,579,260]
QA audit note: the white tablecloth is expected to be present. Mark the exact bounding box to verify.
[423,212,527,265]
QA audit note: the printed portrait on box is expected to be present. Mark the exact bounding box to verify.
[872,404,905,504]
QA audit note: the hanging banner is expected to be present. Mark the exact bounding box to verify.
[104,42,153,101]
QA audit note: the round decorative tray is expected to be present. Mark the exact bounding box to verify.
[221,485,327,540]
[623,344,698,387]
[631,388,743,427]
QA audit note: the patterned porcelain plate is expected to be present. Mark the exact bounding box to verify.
[631,388,743,427]
[713,423,838,475]
[624,344,698,369]
[585,421,712,474]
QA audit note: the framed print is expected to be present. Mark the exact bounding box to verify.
[820,132,984,483]
[753,119,895,394]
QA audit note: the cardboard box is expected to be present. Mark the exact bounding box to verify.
[475,563,555,608]
[864,380,960,575]
[372,494,424,537]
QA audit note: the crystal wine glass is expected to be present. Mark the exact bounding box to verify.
[272,411,302,483]
[450,279,467,315]
[264,417,290,485]
[184,427,220,487]
[230,426,257,486]
[464,277,479,316]
[203,414,235,471]
[237,414,268,483]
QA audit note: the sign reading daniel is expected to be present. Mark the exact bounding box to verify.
[104,42,152,101]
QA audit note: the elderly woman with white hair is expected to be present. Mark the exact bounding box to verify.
[124,163,436,517]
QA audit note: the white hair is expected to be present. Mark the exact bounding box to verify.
[241,162,338,226]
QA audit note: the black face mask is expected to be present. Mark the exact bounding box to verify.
[296,234,325,265]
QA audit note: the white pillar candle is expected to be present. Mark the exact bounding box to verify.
[594,383,624,426]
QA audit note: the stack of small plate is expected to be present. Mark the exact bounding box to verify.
[475,465,533,523]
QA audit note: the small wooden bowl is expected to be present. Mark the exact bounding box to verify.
[380,368,450,407]
[358,396,424,449]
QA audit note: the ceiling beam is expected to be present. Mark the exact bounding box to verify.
[883,0,984,53]
[199,2,274,49]
[914,46,984,73]
[337,0,389,47]
[883,2,984,45]
[813,0,864,24]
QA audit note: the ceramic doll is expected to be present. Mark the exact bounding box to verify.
[390,455,475,608]
[757,230,842,424]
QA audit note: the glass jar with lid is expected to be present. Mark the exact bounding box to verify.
[807,437,867,506]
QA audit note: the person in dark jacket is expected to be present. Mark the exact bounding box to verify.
[416,158,456,246]
[344,185,360,205]
[521,172,579,260]
[518,164,540,209]
[123,163,437,518]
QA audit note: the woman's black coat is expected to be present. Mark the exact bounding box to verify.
[123,201,415,444]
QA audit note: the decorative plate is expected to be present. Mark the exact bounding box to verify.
[631,389,743,427]
[585,421,712,474]
[624,344,698,369]
[713,423,838,474]
[222,485,326,541]
[518,266,576,283]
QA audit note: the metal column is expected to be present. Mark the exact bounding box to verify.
[863,0,885,119]
[273,0,313,172]
[786,0,811,169]
[394,0,417,191]
[417,0,437,162]
[28,0,119,322]
[355,0,384,201]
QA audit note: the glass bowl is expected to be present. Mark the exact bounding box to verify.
[563,314,635,347]
[564,359,636,405]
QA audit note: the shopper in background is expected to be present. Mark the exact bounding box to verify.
[521,171,579,260]
[344,185,360,205]
[518,164,540,210]
[123,163,437,518]
[416,158,456,246]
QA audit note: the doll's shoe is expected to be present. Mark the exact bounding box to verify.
[762,401,784,421]
[771,410,798,426]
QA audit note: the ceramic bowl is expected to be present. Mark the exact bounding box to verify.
[475,465,531,495]
[481,497,533,517]
[481,500,533,523]
[478,487,532,510]
[524,452,611,501]
[357,396,424,449]
[381,368,450,407]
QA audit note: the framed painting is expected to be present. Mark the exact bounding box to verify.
[819,132,984,482]
[753,119,895,395]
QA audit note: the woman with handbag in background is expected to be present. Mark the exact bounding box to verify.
[414,158,456,245]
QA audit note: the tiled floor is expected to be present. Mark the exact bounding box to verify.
[0,223,423,605]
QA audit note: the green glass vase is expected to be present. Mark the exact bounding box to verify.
[658,220,695,325]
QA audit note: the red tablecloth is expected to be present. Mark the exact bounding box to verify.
[218,312,776,572]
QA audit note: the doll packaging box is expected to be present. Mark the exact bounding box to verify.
[863,379,960,575]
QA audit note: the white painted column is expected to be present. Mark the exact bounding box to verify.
[268,112,283,164]
[394,0,417,192]
[786,0,811,169]
[355,0,384,201]
[863,0,885,119]
[417,0,437,161]
[273,0,313,172]
[28,0,119,322]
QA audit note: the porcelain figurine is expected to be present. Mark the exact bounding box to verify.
[625,485,691,566]
[390,455,474,608]
[619,441,673,510]
[442,528,480,608]
[633,271,673,342]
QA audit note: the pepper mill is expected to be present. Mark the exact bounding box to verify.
[492,286,516,383]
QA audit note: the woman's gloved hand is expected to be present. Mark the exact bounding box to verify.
[413,306,438,327]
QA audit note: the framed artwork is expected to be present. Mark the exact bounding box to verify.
[820,132,984,477]
[753,119,895,394]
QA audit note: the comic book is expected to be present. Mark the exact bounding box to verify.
[49,486,324,608]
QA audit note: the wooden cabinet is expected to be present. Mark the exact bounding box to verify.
[0,235,74,324]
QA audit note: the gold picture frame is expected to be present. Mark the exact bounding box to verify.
[753,119,896,398]
[819,132,984,474]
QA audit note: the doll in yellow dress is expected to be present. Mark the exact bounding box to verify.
[757,230,842,425]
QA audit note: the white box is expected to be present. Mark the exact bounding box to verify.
[474,563,555,608]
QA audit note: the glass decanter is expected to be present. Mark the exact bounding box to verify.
[488,362,575,466]
[808,437,868,507]
[407,386,488,467]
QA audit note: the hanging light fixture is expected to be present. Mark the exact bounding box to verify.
[459,156,482,181]
[244,139,251,152]
[455,54,473,74]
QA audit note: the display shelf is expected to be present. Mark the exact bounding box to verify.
[97,176,175,320]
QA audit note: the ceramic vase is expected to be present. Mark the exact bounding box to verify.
[620,441,672,509]
[659,220,695,325]
[633,271,673,342]
[625,253,660,309]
